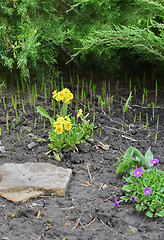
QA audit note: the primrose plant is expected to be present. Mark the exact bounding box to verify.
[36,88,95,160]
[116,146,154,175]
[116,147,164,218]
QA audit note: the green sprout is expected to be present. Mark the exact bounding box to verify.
[122,91,132,119]
[134,114,136,123]
[3,97,6,110]
[17,133,20,141]
[144,88,149,105]
[155,115,159,143]
[22,100,26,113]
[21,77,25,94]
[142,93,145,106]
[139,112,142,121]
[146,113,148,128]
[0,81,6,94]
[6,111,9,130]
[17,80,20,99]
[151,102,155,120]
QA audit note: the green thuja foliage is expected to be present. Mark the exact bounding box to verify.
[69,0,164,71]
[0,0,69,80]
[0,0,164,81]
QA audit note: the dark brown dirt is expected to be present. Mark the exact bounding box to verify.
[0,80,164,240]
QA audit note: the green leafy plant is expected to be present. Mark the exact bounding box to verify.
[116,147,164,218]
[36,88,95,160]
[46,218,53,223]
[11,114,23,129]
[116,146,153,175]
[121,163,164,218]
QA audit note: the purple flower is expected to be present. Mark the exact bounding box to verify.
[150,159,159,165]
[143,201,145,204]
[115,199,119,207]
[133,168,143,177]
[134,182,136,184]
[131,196,135,201]
[143,187,152,195]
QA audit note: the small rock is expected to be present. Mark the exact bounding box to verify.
[102,184,108,189]
[0,162,72,202]
[27,142,37,149]
[0,146,5,153]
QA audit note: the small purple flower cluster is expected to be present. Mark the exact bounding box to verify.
[150,158,159,168]
[143,187,152,195]
[133,167,153,196]
[133,168,143,177]
[115,158,159,207]
[149,158,159,165]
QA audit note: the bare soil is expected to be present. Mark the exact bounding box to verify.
[0,81,164,240]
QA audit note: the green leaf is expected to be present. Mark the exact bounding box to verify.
[122,185,131,191]
[53,152,62,161]
[154,182,160,191]
[36,106,54,123]
[156,210,164,217]
[124,147,133,158]
[116,161,131,175]
[150,204,155,212]
[136,204,142,211]
[146,211,153,218]
[143,178,150,187]
[89,122,94,129]
[120,196,129,202]
[145,147,153,163]
[75,131,84,142]
[159,187,164,192]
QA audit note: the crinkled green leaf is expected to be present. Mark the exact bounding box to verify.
[146,211,153,218]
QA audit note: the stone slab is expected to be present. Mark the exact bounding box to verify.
[0,190,44,202]
[0,162,72,202]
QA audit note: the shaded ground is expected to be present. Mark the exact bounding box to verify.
[0,81,164,240]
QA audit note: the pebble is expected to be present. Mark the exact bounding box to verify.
[27,142,37,149]
[0,146,5,153]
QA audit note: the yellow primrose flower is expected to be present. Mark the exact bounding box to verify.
[64,98,71,104]
[53,121,63,128]
[68,92,73,100]
[55,95,62,101]
[57,91,65,100]
[77,109,82,118]
[65,116,71,122]
[57,117,65,123]
[64,121,72,131]
[63,88,70,96]
[52,90,57,99]
[55,125,63,134]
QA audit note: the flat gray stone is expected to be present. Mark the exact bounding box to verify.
[0,162,72,202]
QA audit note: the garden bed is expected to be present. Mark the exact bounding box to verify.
[0,80,164,240]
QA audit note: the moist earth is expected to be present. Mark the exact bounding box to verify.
[0,82,164,240]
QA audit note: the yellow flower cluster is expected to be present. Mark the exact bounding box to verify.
[52,88,73,104]
[53,116,72,134]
